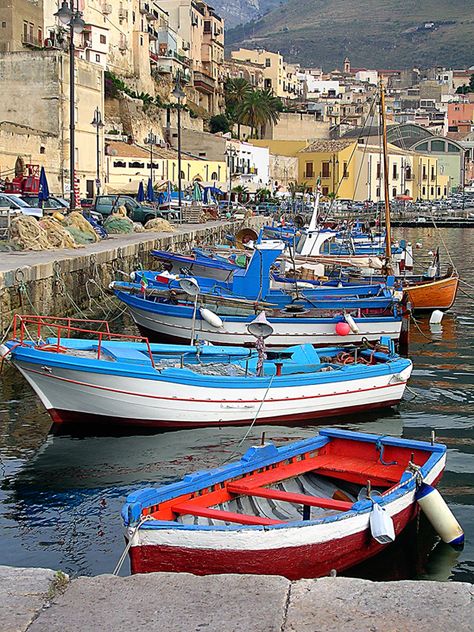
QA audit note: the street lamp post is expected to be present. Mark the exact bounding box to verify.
[55,0,85,210]
[172,75,185,220]
[91,107,104,197]
[144,130,157,187]
[225,146,237,211]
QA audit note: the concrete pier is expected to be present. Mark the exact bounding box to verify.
[1,566,472,632]
[0,218,265,336]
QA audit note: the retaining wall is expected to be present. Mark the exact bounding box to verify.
[0,218,265,336]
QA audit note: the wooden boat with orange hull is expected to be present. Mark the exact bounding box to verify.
[403,273,459,311]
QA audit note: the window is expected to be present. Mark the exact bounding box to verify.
[431,140,445,152]
[430,187,434,196]
[100,34,106,44]
[39,146,45,155]
[29,22,33,40]
[448,143,460,153]
[140,35,143,46]
[38,27,42,43]
[422,186,426,195]
[211,172,218,180]
[392,164,398,179]
[180,171,185,179]
[204,20,211,33]
[343,162,349,178]
[422,166,427,179]
[431,166,435,180]
[321,162,330,178]
[376,187,381,198]
[23,21,28,40]
[322,186,329,196]
[95,54,100,62]
[437,187,441,196]
[376,162,381,179]
[265,58,271,67]
[305,162,314,178]
[1,22,6,28]
[128,161,145,168]
[405,166,412,180]
[392,187,397,197]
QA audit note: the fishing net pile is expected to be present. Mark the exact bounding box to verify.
[62,211,99,244]
[144,218,176,232]
[9,216,53,250]
[39,217,77,248]
[133,222,146,233]
[104,207,134,234]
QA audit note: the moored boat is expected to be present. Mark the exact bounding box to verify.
[121,428,449,578]
[1,315,412,429]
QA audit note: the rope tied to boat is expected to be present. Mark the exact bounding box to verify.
[375,437,398,466]
[112,514,154,576]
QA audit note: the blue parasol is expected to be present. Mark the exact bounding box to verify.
[38,166,50,206]
[137,181,145,202]
[146,177,155,202]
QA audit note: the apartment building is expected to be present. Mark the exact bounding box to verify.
[223,58,264,90]
[0,0,44,52]
[159,0,225,115]
[231,48,302,100]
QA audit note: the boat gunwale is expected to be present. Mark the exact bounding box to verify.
[122,430,446,532]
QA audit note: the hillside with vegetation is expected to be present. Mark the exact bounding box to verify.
[225,0,474,69]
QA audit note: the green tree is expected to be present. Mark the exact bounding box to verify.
[209,114,231,134]
[455,73,474,94]
[232,184,249,203]
[225,78,251,139]
[237,88,281,139]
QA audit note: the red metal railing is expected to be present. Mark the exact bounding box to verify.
[12,314,155,368]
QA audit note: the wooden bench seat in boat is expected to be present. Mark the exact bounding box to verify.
[168,452,405,526]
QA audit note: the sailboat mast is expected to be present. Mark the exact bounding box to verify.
[380,82,392,262]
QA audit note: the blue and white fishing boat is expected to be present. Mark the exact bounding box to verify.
[122,429,463,578]
[1,315,412,429]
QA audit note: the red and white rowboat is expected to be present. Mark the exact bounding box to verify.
[122,429,450,579]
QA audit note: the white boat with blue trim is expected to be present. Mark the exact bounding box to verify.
[1,315,412,429]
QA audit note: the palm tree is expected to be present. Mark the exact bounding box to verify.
[225,78,251,139]
[237,88,282,139]
[232,184,249,203]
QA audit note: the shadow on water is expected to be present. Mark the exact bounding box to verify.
[0,228,473,579]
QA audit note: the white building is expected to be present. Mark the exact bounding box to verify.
[226,140,270,192]
[355,70,378,85]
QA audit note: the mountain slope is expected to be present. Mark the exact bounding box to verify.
[211,0,282,29]
[225,0,474,69]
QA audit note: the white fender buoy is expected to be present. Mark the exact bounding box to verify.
[344,312,360,334]
[130,271,136,281]
[199,308,223,329]
[416,483,464,547]
[370,502,395,544]
[416,241,422,248]
[430,310,444,325]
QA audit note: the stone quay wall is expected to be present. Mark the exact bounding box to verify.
[0,218,265,336]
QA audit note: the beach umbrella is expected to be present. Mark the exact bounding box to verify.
[137,181,145,202]
[38,166,50,206]
[146,177,155,202]
[192,181,202,202]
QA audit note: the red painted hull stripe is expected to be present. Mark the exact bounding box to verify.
[24,366,407,404]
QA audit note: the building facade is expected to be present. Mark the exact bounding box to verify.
[0,0,44,52]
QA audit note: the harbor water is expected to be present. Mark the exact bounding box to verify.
[0,227,473,581]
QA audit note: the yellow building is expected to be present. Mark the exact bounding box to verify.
[414,154,449,200]
[297,140,358,197]
[231,48,302,100]
[104,140,227,193]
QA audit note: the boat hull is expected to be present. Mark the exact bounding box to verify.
[123,302,402,348]
[403,275,459,311]
[13,359,411,429]
[127,458,443,578]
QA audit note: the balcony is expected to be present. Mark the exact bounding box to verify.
[22,34,42,48]
[193,71,215,94]
[140,1,157,18]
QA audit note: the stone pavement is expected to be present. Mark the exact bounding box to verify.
[1,565,473,632]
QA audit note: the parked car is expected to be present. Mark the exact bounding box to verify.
[80,198,94,211]
[93,195,176,224]
[20,195,69,213]
[0,193,43,218]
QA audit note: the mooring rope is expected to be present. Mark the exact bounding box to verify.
[112,514,153,576]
